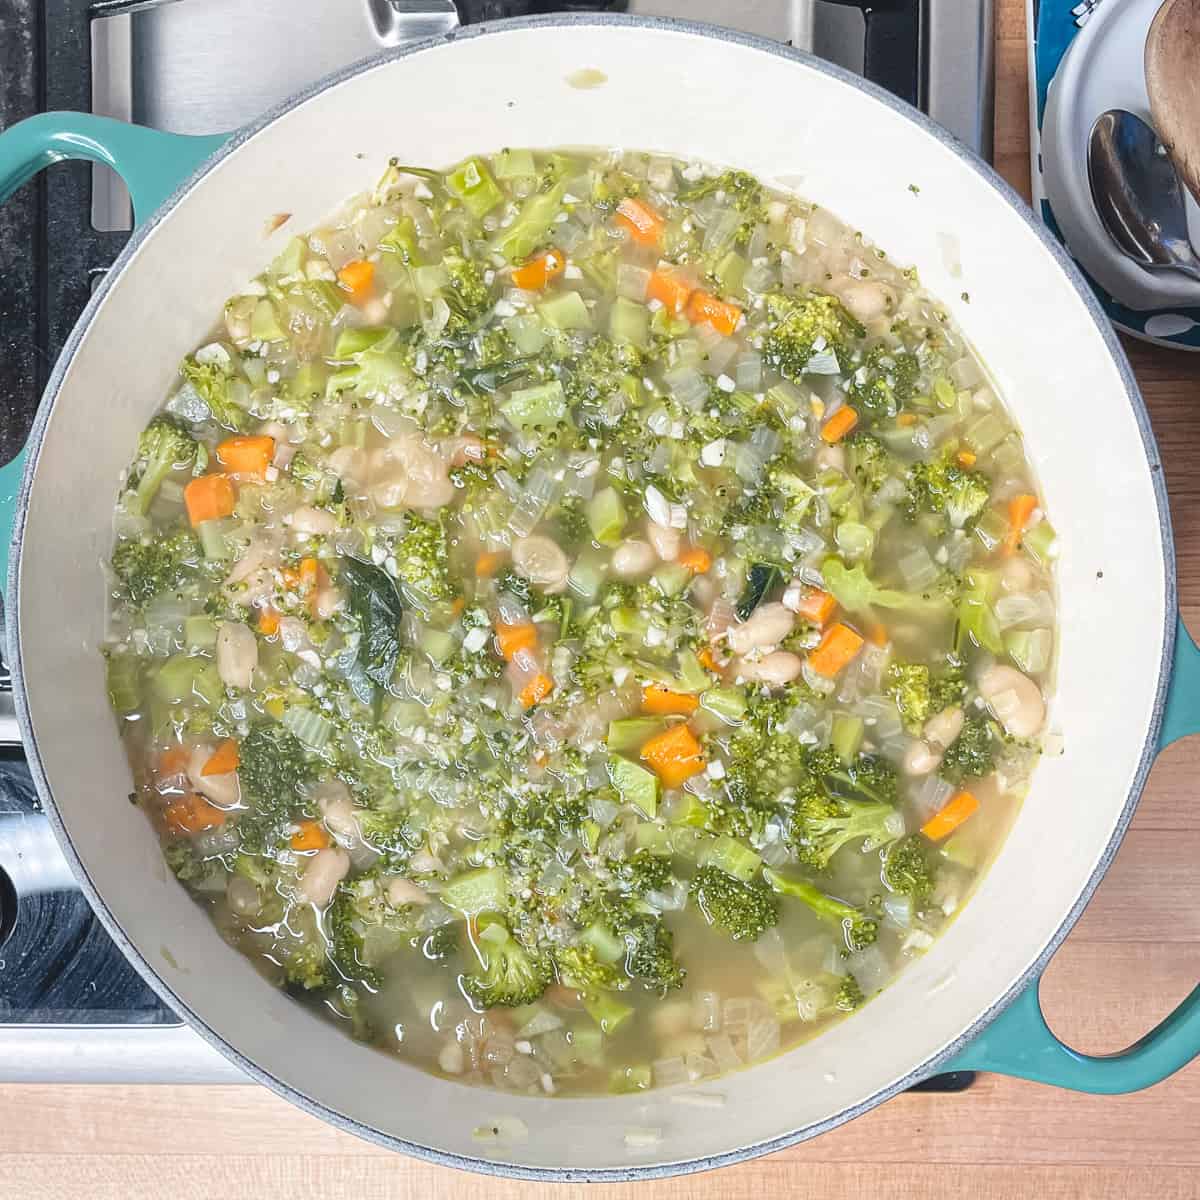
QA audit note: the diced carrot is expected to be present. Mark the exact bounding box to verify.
[956,449,977,468]
[807,622,865,678]
[614,196,665,246]
[495,621,538,662]
[646,268,694,314]
[299,557,321,589]
[685,290,742,336]
[215,435,274,478]
[290,819,331,852]
[794,587,837,627]
[921,790,980,841]
[476,551,505,579]
[451,596,466,616]
[642,684,700,716]
[201,738,239,777]
[697,646,721,674]
[164,793,226,836]
[868,622,890,647]
[1002,493,1039,556]
[896,412,918,428]
[640,723,705,789]
[820,406,859,444]
[258,607,281,636]
[512,249,566,291]
[183,474,236,527]
[157,745,190,778]
[519,672,555,709]
[337,258,375,305]
[678,546,713,575]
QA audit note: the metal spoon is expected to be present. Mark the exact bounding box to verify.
[1087,108,1200,282]
[1146,0,1200,207]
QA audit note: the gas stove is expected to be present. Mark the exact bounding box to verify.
[0,0,990,1085]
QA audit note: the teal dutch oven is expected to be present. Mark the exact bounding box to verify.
[0,16,1196,1180]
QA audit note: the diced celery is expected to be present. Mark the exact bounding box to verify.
[414,264,450,300]
[491,181,567,262]
[675,650,712,694]
[669,791,710,830]
[940,834,978,869]
[494,148,536,180]
[965,413,1009,454]
[586,487,626,546]
[610,607,649,639]
[384,699,426,732]
[766,382,803,422]
[634,822,671,853]
[503,313,549,355]
[955,569,1003,655]
[196,518,233,562]
[379,215,421,264]
[713,249,747,296]
[585,992,635,1035]
[288,360,329,405]
[500,380,567,432]
[567,547,608,600]
[609,1064,652,1093]
[1023,519,1058,565]
[609,296,649,349]
[581,818,602,853]
[608,755,659,818]
[151,654,206,706]
[572,1025,606,1068]
[105,654,142,716]
[184,616,217,650]
[835,520,875,562]
[194,665,224,709]
[1005,628,1052,674]
[281,705,336,751]
[418,627,456,664]
[652,562,691,598]
[250,298,285,342]
[268,236,305,279]
[702,835,761,882]
[932,376,957,409]
[973,507,1008,553]
[581,920,627,964]
[831,713,865,764]
[700,686,748,725]
[333,325,393,359]
[537,290,592,331]
[446,156,503,218]
[441,866,508,915]
[607,717,670,755]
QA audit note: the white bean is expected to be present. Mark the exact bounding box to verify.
[438,1039,465,1075]
[923,705,965,750]
[727,602,795,656]
[369,435,454,510]
[734,650,804,686]
[187,745,240,808]
[1001,556,1036,592]
[903,740,942,777]
[512,534,570,593]
[312,585,343,620]
[612,539,657,578]
[327,446,367,489]
[290,505,337,536]
[215,621,257,689]
[814,444,846,473]
[443,433,486,468]
[646,521,681,562]
[386,876,431,907]
[226,873,261,917]
[835,277,896,324]
[314,779,360,843]
[297,847,350,908]
[977,663,1045,738]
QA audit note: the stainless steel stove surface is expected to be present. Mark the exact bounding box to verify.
[0,0,990,1087]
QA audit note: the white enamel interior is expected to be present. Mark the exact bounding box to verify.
[13,22,1166,1176]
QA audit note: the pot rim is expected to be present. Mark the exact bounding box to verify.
[5,12,1176,1182]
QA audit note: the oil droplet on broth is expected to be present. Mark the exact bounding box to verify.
[566,67,607,89]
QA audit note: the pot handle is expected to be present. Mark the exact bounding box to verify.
[944,616,1200,1092]
[0,113,228,589]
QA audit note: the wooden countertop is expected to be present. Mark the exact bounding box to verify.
[6,3,1199,1196]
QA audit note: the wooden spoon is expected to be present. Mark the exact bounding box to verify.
[1146,0,1200,204]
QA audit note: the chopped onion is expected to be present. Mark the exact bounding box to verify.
[734,351,763,391]
[911,772,953,822]
[652,1056,689,1088]
[745,1017,780,1062]
[994,590,1054,630]
[743,261,777,293]
[706,1034,742,1073]
[691,991,722,1033]
[846,945,890,992]
[664,365,709,408]
[883,894,914,929]
[617,262,650,301]
[897,545,940,591]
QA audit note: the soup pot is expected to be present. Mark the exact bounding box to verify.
[0,15,1197,1180]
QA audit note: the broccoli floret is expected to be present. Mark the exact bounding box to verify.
[289,452,337,500]
[441,252,493,330]
[163,840,214,885]
[550,494,590,543]
[906,449,991,529]
[235,725,316,852]
[882,835,937,904]
[679,169,764,248]
[553,943,630,993]
[325,871,419,986]
[846,344,920,418]
[885,663,966,733]
[422,923,461,963]
[623,914,686,993]
[393,514,453,603]
[763,868,879,952]
[281,937,335,992]
[462,917,552,1008]
[764,466,816,533]
[111,529,202,608]
[819,749,899,807]
[689,865,779,942]
[940,715,1000,783]
[180,355,251,432]
[123,415,199,516]
[761,292,864,381]
[355,806,414,857]
[493,565,533,608]
[563,335,644,411]
[836,973,865,1011]
[845,432,893,495]
[718,693,807,813]
[612,848,672,898]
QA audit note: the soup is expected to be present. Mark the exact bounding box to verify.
[102,147,1056,1096]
